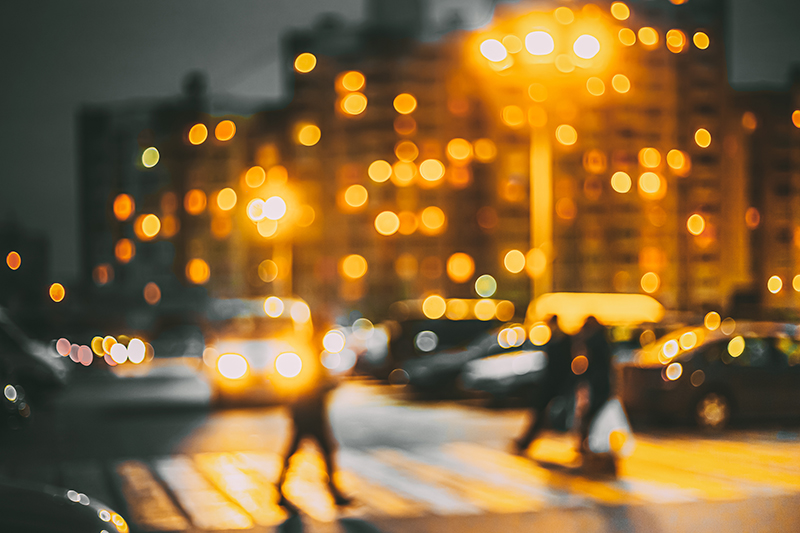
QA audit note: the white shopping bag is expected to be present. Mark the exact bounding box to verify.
[587,397,636,458]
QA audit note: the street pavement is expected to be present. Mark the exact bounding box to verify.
[1,370,799,532]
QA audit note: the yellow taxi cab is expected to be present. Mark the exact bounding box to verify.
[201,296,322,405]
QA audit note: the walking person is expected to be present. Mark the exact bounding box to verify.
[276,359,353,511]
[512,314,573,454]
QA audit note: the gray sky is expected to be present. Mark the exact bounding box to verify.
[1,0,798,281]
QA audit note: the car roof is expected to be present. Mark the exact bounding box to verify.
[387,298,517,322]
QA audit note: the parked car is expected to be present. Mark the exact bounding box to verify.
[620,321,800,428]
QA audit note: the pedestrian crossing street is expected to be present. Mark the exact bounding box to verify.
[101,433,800,531]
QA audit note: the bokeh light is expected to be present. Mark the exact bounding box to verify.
[526,31,555,55]
[188,124,208,145]
[612,74,631,93]
[115,238,135,263]
[218,353,248,379]
[344,185,368,208]
[767,275,783,294]
[573,35,600,59]
[49,282,65,302]
[141,147,159,168]
[474,274,497,297]
[687,214,705,235]
[186,258,210,284]
[393,93,417,114]
[693,31,710,50]
[666,29,687,53]
[555,125,577,146]
[420,206,446,234]
[640,272,660,293]
[504,250,525,273]
[340,254,368,279]
[184,189,207,215]
[216,188,237,211]
[695,128,712,148]
[395,141,419,162]
[368,160,392,183]
[374,211,400,236]
[143,282,161,305]
[447,253,475,283]
[419,159,445,181]
[618,28,636,46]
[245,166,266,188]
[215,120,236,141]
[264,196,287,220]
[639,148,661,168]
[339,71,365,92]
[586,77,605,96]
[113,194,135,221]
[6,251,20,270]
[294,53,316,73]
[422,295,446,319]
[297,124,321,146]
[480,39,507,62]
[323,330,346,353]
[704,311,721,331]
[611,171,632,193]
[447,138,473,162]
[610,2,630,20]
[341,93,368,115]
[638,27,659,46]
[474,139,497,162]
[264,296,284,317]
[258,260,278,283]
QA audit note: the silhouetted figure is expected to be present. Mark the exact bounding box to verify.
[513,315,573,454]
[277,367,352,511]
[576,316,613,454]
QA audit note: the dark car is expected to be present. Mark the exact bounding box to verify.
[620,321,800,429]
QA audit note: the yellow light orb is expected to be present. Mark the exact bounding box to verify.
[246,199,266,222]
[344,184,368,208]
[422,295,446,319]
[49,282,65,302]
[258,260,278,282]
[610,2,630,20]
[474,300,496,321]
[640,272,660,293]
[420,206,446,233]
[447,253,475,283]
[502,35,523,54]
[793,275,800,292]
[504,250,526,274]
[528,83,547,102]
[666,29,687,53]
[393,93,417,115]
[638,172,661,194]
[340,71,365,92]
[639,147,662,168]
[525,248,547,278]
[186,258,210,285]
[141,147,159,168]
[679,331,698,350]
[141,214,161,239]
[113,193,135,221]
[611,171,632,193]
[695,128,711,148]
[666,362,682,381]
[374,211,400,236]
[586,77,605,96]
[728,336,745,358]
[573,35,600,60]
[555,124,577,146]
[554,7,574,24]
[188,123,208,145]
[704,311,721,331]
[341,92,368,115]
[792,110,800,129]
[340,254,368,280]
[447,138,473,162]
[297,124,321,146]
[502,105,525,128]
[612,74,631,93]
[526,31,555,56]
[294,52,317,73]
[216,188,237,211]
[554,54,574,73]
[215,120,236,142]
[687,214,705,235]
[419,159,445,181]
[618,28,636,46]
[445,299,469,319]
[693,31,710,50]
[245,166,266,188]
[368,160,392,183]
[667,149,687,171]
[395,140,419,162]
[530,323,551,346]
[767,275,783,294]
[184,189,207,215]
[391,161,416,186]
[115,239,135,264]
[474,139,497,162]
[480,39,507,62]
[638,27,659,47]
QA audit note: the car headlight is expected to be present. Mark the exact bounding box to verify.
[275,352,303,378]
[217,353,248,379]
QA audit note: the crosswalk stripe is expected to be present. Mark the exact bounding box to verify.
[336,470,428,518]
[373,447,544,513]
[194,452,288,527]
[660,438,800,476]
[154,456,253,530]
[339,448,480,515]
[115,461,190,531]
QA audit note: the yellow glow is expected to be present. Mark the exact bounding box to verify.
[528,83,547,102]
[6,251,20,270]
[344,185,368,208]
[638,172,661,194]
[767,275,783,294]
[572,355,588,375]
[721,317,736,335]
[447,253,474,283]
[267,165,288,185]
[341,254,368,280]
[666,362,682,380]
[419,159,445,181]
[504,250,526,274]
[474,300,496,321]
[216,188,237,211]
[115,238,135,263]
[142,214,161,238]
[502,35,522,54]
[640,272,660,293]
[530,322,551,345]
[502,105,525,128]
[258,260,278,282]
[573,35,600,59]
[341,92,368,115]
[555,124,577,146]
[188,123,208,145]
[143,282,161,305]
[297,124,321,146]
[447,138,473,162]
[395,140,419,162]
[611,171,632,193]
[610,2,630,20]
[667,149,688,172]
[525,248,547,278]
[420,206,446,233]
[340,71,365,91]
[263,196,286,220]
[113,194,135,221]
[693,31,710,50]
[246,199,266,222]
[257,219,278,238]
[422,295,447,319]
[297,205,315,227]
[442,299,466,320]
[91,336,104,356]
[618,28,636,46]
[554,7,574,24]
[264,296,284,317]
[398,211,418,235]
[666,29,687,53]
[794,275,800,292]
[323,330,346,353]
[793,110,800,128]
[49,282,65,302]
[474,139,497,162]
[554,54,574,73]
[728,336,745,358]
[218,353,248,379]
[395,254,418,280]
[391,161,416,186]
[368,160,392,183]
[375,211,400,236]
[586,77,605,96]
[141,147,159,168]
[393,93,417,114]
[186,258,210,284]
[529,292,664,335]
[638,27,659,46]
[687,214,705,235]
[475,275,497,300]
[245,166,266,188]
[394,115,417,135]
[525,31,555,55]
[612,74,630,93]
[663,340,679,359]
[639,147,661,168]
[184,189,207,215]
[294,52,317,73]
[215,120,236,142]
[695,128,711,147]
[742,111,758,130]
[480,39,507,62]
[704,311,721,331]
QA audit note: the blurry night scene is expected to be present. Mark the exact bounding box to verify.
[3,0,800,531]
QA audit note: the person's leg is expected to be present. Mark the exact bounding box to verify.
[278,429,303,490]
[314,427,352,505]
